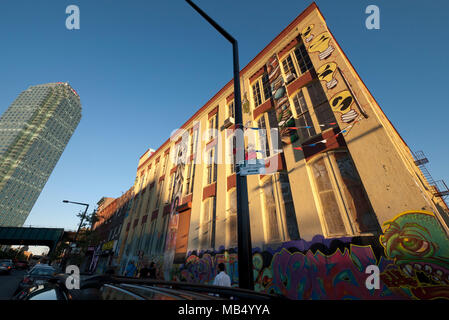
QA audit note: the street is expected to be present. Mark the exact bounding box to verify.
[0,269,26,300]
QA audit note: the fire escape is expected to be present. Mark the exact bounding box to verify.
[412,151,449,206]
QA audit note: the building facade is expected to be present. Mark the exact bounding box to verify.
[88,189,134,274]
[117,3,449,299]
[0,82,81,227]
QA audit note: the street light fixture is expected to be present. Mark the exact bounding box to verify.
[62,200,89,244]
[185,0,254,290]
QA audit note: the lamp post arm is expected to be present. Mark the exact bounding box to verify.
[185,0,236,44]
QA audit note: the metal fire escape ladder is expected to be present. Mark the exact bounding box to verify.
[412,151,449,202]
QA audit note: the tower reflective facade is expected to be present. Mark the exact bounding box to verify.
[0,82,81,226]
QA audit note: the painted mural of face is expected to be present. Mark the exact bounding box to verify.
[301,24,314,43]
[308,32,334,60]
[316,62,338,89]
[329,90,358,123]
[380,211,449,291]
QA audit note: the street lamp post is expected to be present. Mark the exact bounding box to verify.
[185,0,254,290]
[63,200,89,244]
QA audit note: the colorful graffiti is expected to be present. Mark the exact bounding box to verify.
[303,24,363,127]
[301,24,314,43]
[174,211,449,300]
[316,62,338,89]
[329,90,358,123]
[162,133,189,278]
[379,210,449,299]
[308,31,334,60]
[266,55,298,145]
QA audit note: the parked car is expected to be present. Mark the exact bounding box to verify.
[13,274,287,301]
[14,260,29,270]
[0,261,14,275]
[28,255,43,268]
[14,264,56,294]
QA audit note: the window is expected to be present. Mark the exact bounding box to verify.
[161,154,169,175]
[310,150,378,237]
[227,136,236,174]
[294,43,313,74]
[252,74,272,108]
[201,197,216,249]
[292,90,316,141]
[281,55,297,78]
[155,179,165,208]
[281,42,313,83]
[208,114,218,140]
[146,220,157,254]
[227,189,237,247]
[156,214,170,253]
[252,81,262,107]
[227,101,235,119]
[261,178,280,242]
[206,146,217,185]
[190,129,197,157]
[167,173,175,204]
[185,128,199,195]
[185,162,196,195]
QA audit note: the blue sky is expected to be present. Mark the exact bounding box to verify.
[1,0,448,244]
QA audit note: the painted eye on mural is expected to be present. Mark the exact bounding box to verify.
[303,26,312,37]
[310,35,327,49]
[329,90,353,112]
[400,236,430,254]
[317,62,336,81]
[331,94,353,112]
[301,24,314,42]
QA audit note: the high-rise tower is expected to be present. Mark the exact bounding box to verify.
[0,82,81,226]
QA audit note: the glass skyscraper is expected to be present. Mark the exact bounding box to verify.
[0,82,81,226]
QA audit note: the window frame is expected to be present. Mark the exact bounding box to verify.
[206,146,217,185]
[280,43,313,81]
[308,149,377,238]
[227,100,235,119]
[251,74,272,108]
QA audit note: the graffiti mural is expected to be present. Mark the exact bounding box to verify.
[301,24,314,43]
[162,133,189,279]
[308,31,334,60]
[329,90,359,123]
[301,23,365,129]
[173,211,449,300]
[316,62,338,90]
[266,55,298,145]
[379,210,449,299]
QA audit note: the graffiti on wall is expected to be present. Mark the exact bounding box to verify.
[266,55,298,145]
[162,133,189,279]
[174,211,449,300]
[301,23,362,126]
[379,210,449,299]
[316,62,338,90]
[301,24,314,43]
[308,31,335,60]
[329,90,358,123]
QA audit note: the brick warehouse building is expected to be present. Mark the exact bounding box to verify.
[116,2,449,299]
[87,188,133,274]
